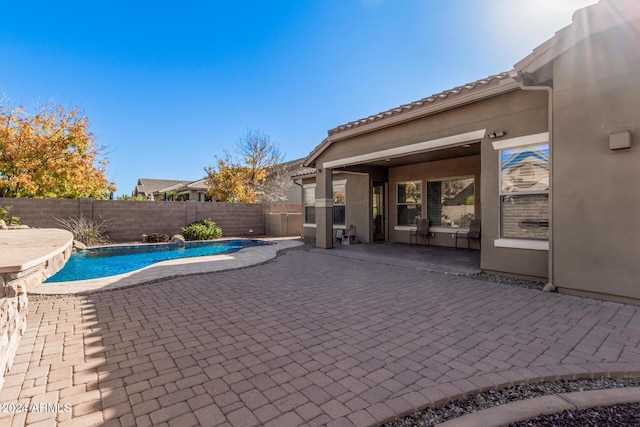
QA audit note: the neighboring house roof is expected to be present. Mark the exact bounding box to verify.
[135,178,190,196]
[154,182,186,193]
[154,178,208,194]
[138,159,307,195]
[280,158,305,169]
[184,178,208,191]
[303,72,518,167]
[291,167,317,178]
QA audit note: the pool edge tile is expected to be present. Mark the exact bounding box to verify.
[29,239,303,295]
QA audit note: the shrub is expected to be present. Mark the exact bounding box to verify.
[146,233,169,243]
[181,219,222,241]
[55,215,110,246]
[0,205,20,225]
[117,194,150,201]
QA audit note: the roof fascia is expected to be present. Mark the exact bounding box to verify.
[303,137,329,167]
[303,79,519,167]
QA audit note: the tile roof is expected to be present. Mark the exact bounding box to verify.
[328,72,512,136]
[154,178,208,193]
[135,179,190,195]
[185,178,208,190]
[291,167,317,178]
[304,72,516,167]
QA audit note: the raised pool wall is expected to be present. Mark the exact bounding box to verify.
[0,198,301,241]
[0,229,73,392]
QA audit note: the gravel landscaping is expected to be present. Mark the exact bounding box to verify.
[383,377,640,426]
[468,271,546,290]
[511,402,640,426]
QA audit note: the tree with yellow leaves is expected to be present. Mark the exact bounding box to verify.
[205,154,258,203]
[0,103,115,198]
[205,129,291,203]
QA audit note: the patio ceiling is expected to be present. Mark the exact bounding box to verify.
[362,142,481,168]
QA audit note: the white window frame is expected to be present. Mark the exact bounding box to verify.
[303,183,316,228]
[493,133,549,250]
[396,180,422,227]
[332,179,347,228]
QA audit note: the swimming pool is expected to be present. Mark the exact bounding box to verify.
[45,240,270,282]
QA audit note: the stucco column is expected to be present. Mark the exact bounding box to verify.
[315,167,334,248]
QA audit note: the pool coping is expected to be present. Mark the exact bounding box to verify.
[29,238,304,295]
[0,228,74,273]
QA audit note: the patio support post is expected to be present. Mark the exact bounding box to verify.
[315,167,334,248]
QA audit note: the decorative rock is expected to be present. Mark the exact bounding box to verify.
[73,240,87,251]
[171,234,186,243]
[0,220,6,230]
[542,283,557,293]
[7,225,29,229]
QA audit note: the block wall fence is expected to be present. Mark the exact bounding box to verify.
[0,198,301,242]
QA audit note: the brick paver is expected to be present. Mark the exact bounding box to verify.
[2,247,640,426]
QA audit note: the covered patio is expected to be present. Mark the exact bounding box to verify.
[299,71,550,283]
[316,241,481,276]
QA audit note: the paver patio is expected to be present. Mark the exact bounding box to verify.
[1,247,640,426]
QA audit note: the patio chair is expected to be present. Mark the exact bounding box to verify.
[410,218,430,245]
[336,226,357,245]
[455,219,481,251]
[343,225,357,245]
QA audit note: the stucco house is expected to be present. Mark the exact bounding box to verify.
[133,159,307,203]
[133,178,209,201]
[299,0,640,304]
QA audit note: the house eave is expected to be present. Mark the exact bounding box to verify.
[303,77,520,167]
[330,78,519,142]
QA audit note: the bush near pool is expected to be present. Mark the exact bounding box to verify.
[181,219,223,241]
[146,233,169,243]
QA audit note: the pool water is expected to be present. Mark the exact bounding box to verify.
[45,240,269,282]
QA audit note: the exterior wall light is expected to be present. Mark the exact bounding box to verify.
[488,130,506,139]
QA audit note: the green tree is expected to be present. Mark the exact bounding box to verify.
[0,102,115,198]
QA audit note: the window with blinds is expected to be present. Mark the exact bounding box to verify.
[397,181,421,226]
[303,185,315,224]
[500,144,549,239]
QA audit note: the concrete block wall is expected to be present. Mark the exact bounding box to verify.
[0,198,301,242]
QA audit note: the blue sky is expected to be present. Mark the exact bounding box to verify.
[1,0,595,195]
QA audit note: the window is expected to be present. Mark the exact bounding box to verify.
[303,185,315,224]
[397,181,421,225]
[500,144,549,239]
[333,181,346,226]
[427,177,475,228]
